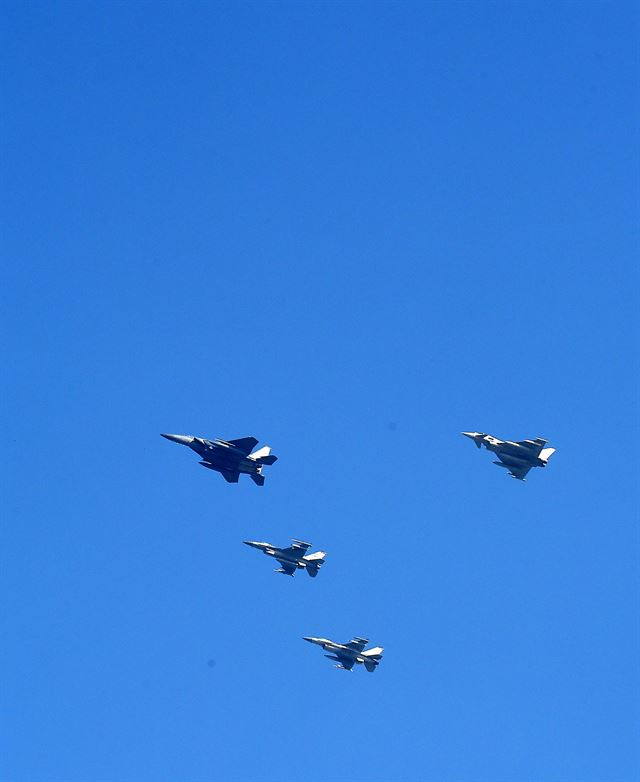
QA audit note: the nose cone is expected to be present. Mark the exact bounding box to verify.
[460,432,484,448]
[303,637,325,646]
[244,541,261,549]
[462,432,484,448]
[161,433,194,446]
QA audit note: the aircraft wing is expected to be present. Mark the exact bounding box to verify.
[278,559,296,576]
[275,560,297,576]
[220,469,240,483]
[494,453,533,481]
[344,638,368,652]
[227,437,259,455]
[516,438,547,458]
[279,540,311,558]
[335,656,355,670]
[506,464,532,481]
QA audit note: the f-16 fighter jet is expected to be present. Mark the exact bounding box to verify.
[462,432,555,481]
[244,539,326,577]
[161,433,277,485]
[303,636,384,672]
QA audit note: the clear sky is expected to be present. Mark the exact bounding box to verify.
[2,2,638,781]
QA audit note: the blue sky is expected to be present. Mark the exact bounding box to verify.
[2,2,638,781]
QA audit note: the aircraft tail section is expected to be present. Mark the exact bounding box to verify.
[248,446,278,465]
[539,447,556,464]
[250,473,265,486]
[304,551,326,578]
[361,646,384,671]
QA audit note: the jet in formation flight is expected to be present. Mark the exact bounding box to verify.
[462,432,556,481]
[161,433,277,485]
[303,636,384,672]
[244,539,326,577]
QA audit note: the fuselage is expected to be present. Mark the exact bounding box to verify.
[482,439,546,467]
[306,638,365,663]
[464,433,549,467]
[248,542,307,569]
[303,636,383,671]
[189,438,261,475]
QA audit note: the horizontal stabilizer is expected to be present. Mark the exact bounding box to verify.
[248,446,277,465]
[305,553,325,578]
[539,447,556,463]
[250,473,265,487]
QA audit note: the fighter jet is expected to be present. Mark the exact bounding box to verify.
[303,636,384,672]
[161,433,277,485]
[462,432,556,481]
[244,539,326,577]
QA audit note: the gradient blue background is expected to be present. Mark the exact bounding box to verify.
[2,2,638,781]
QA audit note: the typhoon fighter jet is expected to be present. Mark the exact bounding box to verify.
[462,432,555,481]
[244,539,326,577]
[161,433,277,485]
[303,636,384,672]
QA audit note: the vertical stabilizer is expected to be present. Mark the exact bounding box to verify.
[539,447,556,464]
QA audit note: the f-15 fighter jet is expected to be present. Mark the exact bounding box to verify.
[161,433,277,485]
[462,432,555,481]
[303,636,384,672]
[244,539,326,577]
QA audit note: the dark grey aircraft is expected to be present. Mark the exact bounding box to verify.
[244,539,326,577]
[303,636,384,672]
[462,432,556,481]
[161,433,277,485]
